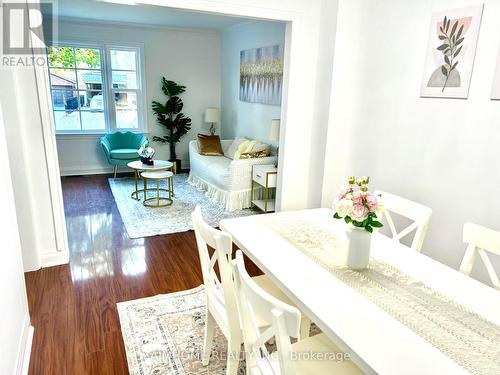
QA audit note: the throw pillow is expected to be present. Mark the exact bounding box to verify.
[233,140,252,160]
[197,134,224,156]
[224,137,248,159]
[253,141,271,153]
[234,140,259,159]
[240,150,269,159]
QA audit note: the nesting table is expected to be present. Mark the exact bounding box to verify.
[141,171,174,207]
[127,160,174,205]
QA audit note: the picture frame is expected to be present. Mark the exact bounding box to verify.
[420,4,484,99]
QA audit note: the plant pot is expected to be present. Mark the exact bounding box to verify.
[169,159,181,174]
[345,225,372,270]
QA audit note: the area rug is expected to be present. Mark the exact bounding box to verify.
[117,285,243,375]
[109,174,259,239]
[118,286,321,375]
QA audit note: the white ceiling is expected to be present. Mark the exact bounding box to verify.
[46,0,248,30]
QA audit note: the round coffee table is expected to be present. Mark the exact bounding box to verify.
[141,171,174,207]
[127,160,173,200]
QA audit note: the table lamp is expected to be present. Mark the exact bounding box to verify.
[270,119,280,166]
[270,119,280,142]
[204,108,220,136]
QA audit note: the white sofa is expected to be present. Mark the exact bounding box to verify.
[187,140,277,211]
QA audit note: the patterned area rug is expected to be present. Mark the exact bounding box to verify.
[109,174,258,239]
[117,286,243,375]
[118,286,322,375]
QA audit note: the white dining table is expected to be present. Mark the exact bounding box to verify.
[219,208,500,375]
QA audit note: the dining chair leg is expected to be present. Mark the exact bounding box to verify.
[226,337,241,375]
[202,309,216,366]
[113,165,117,179]
[300,317,312,340]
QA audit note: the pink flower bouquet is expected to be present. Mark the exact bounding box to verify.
[333,176,384,232]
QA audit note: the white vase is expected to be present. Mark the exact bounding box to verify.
[345,225,372,270]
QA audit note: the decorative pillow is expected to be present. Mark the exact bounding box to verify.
[224,137,248,159]
[233,140,253,160]
[197,134,224,156]
[240,150,269,159]
[233,139,250,160]
[252,141,271,153]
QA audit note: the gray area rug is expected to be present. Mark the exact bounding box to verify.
[109,174,259,239]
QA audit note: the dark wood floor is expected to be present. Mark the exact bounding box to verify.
[25,174,259,374]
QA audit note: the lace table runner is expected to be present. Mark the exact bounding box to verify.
[259,215,500,375]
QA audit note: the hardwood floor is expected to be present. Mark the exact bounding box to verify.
[25,174,259,374]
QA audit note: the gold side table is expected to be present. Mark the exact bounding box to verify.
[141,171,174,208]
[251,164,277,212]
[127,160,173,201]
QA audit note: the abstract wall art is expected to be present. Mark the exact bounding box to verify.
[240,44,284,106]
[420,5,484,99]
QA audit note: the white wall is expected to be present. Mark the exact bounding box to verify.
[53,19,221,174]
[323,0,500,284]
[0,103,33,375]
[220,20,285,144]
[307,0,339,207]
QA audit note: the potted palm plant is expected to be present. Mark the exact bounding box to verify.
[152,77,192,173]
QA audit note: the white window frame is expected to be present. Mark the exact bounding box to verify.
[47,41,146,135]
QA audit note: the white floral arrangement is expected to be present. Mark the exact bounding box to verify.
[333,176,384,233]
[138,141,155,159]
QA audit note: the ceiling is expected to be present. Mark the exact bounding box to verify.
[45,0,248,30]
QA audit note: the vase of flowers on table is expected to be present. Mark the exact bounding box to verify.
[333,176,384,270]
[138,141,155,165]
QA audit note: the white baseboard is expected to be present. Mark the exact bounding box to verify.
[60,162,190,176]
[16,313,34,375]
[41,251,69,268]
[21,326,34,375]
[60,165,114,176]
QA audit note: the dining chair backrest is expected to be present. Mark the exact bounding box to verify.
[191,206,240,339]
[232,250,301,375]
[374,190,432,252]
[460,222,500,290]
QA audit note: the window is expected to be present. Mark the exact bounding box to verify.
[47,44,144,134]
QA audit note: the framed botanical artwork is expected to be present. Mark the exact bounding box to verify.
[420,4,484,99]
[491,49,500,99]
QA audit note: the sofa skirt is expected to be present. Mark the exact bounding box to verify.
[187,173,270,212]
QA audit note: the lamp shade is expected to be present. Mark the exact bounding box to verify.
[269,119,280,141]
[204,108,220,123]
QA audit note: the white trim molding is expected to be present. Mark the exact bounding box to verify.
[60,165,117,176]
[41,250,70,268]
[31,0,70,267]
[15,313,34,375]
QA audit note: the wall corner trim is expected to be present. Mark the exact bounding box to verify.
[15,313,34,375]
[41,251,70,268]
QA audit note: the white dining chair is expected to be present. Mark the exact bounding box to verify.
[460,222,500,290]
[374,190,432,252]
[191,207,311,375]
[231,250,362,375]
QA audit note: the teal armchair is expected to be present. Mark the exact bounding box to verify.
[100,132,148,178]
